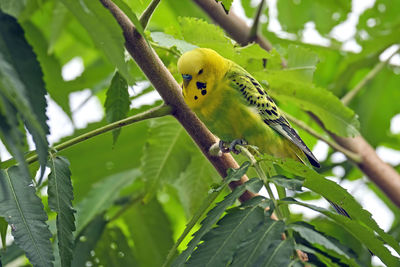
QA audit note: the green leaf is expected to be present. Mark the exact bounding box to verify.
[216,0,233,14]
[47,156,75,267]
[0,242,24,266]
[265,155,400,255]
[164,162,252,267]
[178,17,235,59]
[75,168,141,235]
[296,244,341,267]
[22,20,115,117]
[0,166,54,267]
[232,44,272,72]
[0,216,7,248]
[0,0,39,19]
[48,1,70,53]
[256,71,360,137]
[141,117,193,201]
[231,218,286,267]
[172,178,262,266]
[151,32,198,54]
[59,102,156,202]
[71,214,107,267]
[288,223,358,266]
[281,198,400,266]
[225,161,252,183]
[277,0,350,35]
[173,152,220,216]
[93,226,139,266]
[123,198,174,267]
[21,21,71,116]
[241,0,257,18]
[60,0,134,83]
[104,71,130,145]
[287,45,319,83]
[254,238,295,267]
[113,0,145,38]
[187,199,267,266]
[270,175,304,191]
[356,0,400,52]
[0,11,49,176]
[0,103,30,179]
[353,68,400,146]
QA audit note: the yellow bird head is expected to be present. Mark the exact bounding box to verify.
[177,48,229,108]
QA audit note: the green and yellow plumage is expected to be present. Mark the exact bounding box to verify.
[178,48,320,168]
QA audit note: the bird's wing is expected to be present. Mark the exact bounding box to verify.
[226,65,320,168]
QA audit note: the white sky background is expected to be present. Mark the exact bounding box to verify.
[0,0,399,263]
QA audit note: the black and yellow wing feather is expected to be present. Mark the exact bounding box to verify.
[226,64,320,168]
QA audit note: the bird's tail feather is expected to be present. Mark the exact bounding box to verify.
[327,200,351,218]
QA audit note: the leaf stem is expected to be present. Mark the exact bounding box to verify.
[24,104,172,165]
[248,0,265,42]
[162,183,228,267]
[150,41,182,57]
[239,146,283,220]
[139,0,161,29]
[281,111,362,163]
[341,46,400,106]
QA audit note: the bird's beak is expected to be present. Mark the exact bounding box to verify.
[182,74,192,88]
[183,79,190,88]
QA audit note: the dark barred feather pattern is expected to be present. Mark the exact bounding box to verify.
[226,65,320,168]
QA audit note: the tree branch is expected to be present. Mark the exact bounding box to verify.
[26,104,172,164]
[248,0,265,42]
[194,0,400,207]
[310,113,400,207]
[99,0,256,202]
[282,111,362,163]
[193,0,272,51]
[139,0,161,29]
[341,46,400,105]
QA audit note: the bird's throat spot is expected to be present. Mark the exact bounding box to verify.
[196,82,207,90]
[201,89,207,95]
[194,95,198,100]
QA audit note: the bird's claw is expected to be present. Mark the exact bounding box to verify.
[219,139,248,154]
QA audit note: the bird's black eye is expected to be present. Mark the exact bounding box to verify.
[198,69,203,75]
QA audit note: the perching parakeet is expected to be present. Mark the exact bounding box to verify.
[177,48,320,168]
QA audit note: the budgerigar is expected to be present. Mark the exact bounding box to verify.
[177,48,320,168]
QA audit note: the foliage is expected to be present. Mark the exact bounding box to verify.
[0,0,400,266]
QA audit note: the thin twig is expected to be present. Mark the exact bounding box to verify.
[139,0,161,29]
[129,85,155,101]
[24,104,172,164]
[341,46,400,105]
[281,111,362,163]
[193,0,273,51]
[248,0,265,42]
[150,41,181,57]
[239,146,283,219]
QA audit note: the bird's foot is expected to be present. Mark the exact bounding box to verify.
[219,140,230,153]
[209,142,222,157]
[247,145,262,157]
[219,139,248,154]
